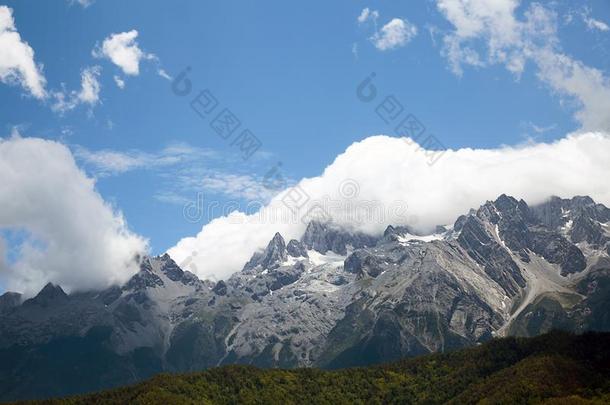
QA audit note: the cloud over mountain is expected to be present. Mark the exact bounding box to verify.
[168,131,610,282]
[0,135,147,296]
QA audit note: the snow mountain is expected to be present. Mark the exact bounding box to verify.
[1,194,609,401]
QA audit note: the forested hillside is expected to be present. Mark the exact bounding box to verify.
[21,331,610,405]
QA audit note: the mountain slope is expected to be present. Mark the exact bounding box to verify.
[20,331,610,405]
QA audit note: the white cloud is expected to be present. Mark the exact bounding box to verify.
[442,35,484,75]
[51,66,101,113]
[168,131,610,282]
[199,173,280,201]
[77,65,101,103]
[0,135,147,297]
[93,30,154,76]
[581,8,609,32]
[533,48,610,132]
[358,8,379,24]
[371,18,418,51]
[74,147,155,175]
[113,75,125,89]
[74,144,275,203]
[158,167,279,206]
[437,0,521,42]
[435,0,610,132]
[74,143,218,176]
[436,0,524,75]
[0,6,46,99]
[153,191,192,206]
[69,0,95,7]
[584,17,609,32]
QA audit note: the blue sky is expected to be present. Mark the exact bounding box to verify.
[1,0,610,293]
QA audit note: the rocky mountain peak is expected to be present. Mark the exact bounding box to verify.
[286,239,308,258]
[24,282,68,307]
[269,232,286,249]
[475,194,532,226]
[159,252,172,262]
[301,221,327,244]
[157,254,186,282]
[243,232,288,271]
[38,282,67,298]
[0,292,22,314]
[383,225,396,236]
[494,193,518,210]
[571,195,596,207]
[382,225,412,240]
[565,196,610,222]
[301,220,377,255]
[453,214,470,233]
[532,196,610,248]
[461,194,589,276]
[124,259,165,290]
[534,196,610,224]
[261,232,288,268]
[124,255,202,292]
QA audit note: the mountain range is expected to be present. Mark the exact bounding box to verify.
[1,194,609,401]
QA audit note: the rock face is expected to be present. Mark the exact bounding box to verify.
[0,292,21,314]
[1,195,609,401]
[301,221,378,255]
[461,195,587,276]
[532,195,610,249]
[457,214,526,296]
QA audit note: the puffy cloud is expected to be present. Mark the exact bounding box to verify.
[51,66,102,113]
[435,0,610,132]
[0,6,46,99]
[371,18,418,51]
[437,0,520,42]
[0,135,147,297]
[357,8,379,24]
[357,9,417,51]
[436,0,530,75]
[168,131,610,282]
[93,30,154,76]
